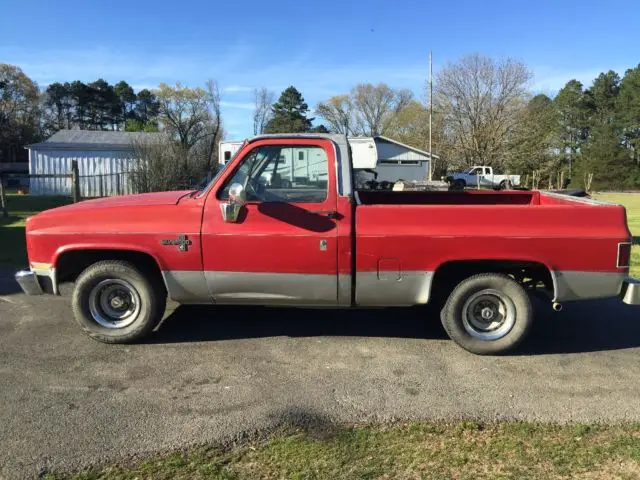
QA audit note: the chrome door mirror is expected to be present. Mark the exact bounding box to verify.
[221,183,245,223]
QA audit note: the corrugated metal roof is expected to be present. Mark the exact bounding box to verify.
[28,130,165,150]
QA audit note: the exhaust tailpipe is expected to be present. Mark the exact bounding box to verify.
[552,302,563,312]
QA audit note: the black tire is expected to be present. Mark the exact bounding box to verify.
[499,180,512,190]
[72,260,166,344]
[452,179,466,191]
[440,273,533,355]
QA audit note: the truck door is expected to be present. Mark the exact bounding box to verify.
[201,139,340,305]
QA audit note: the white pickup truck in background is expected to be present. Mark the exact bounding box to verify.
[448,166,521,190]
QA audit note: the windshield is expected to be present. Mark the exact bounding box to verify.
[195,140,247,198]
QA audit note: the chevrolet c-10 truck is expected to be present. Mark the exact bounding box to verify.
[15,134,640,354]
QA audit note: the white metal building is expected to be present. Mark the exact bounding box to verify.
[219,135,437,183]
[27,130,163,197]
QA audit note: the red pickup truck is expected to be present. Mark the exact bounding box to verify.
[15,134,640,354]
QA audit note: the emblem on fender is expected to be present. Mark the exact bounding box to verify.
[160,234,192,252]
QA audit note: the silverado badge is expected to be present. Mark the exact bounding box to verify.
[160,234,192,252]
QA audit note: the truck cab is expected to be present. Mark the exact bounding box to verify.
[15,134,640,354]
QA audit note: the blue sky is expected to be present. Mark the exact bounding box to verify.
[2,0,638,138]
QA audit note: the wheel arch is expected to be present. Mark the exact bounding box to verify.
[429,258,555,302]
[53,247,167,295]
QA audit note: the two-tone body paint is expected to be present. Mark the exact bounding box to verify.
[25,191,206,296]
[23,134,632,307]
[198,138,353,305]
[354,196,631,304]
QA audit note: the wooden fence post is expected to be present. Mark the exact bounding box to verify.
[71,160,80,203]
[0,174,8,218]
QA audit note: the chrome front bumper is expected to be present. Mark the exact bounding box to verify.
[15,270,43,295]
[621,277,640,305]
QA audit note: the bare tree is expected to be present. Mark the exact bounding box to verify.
[353,83,414,136]
[435,54,532,168]
[316,83,414,136]
[130,134,189,193]
[202,79,222,171]
[0,64,40,162]
[156,83,211,153]
[315,95,354,134]
[253,87,274,135]
[155,81,222,171]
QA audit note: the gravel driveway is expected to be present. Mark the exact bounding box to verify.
[1,270,639,479]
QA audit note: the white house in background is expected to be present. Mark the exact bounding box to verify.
[27,130,163,197]
[219,135,438,183]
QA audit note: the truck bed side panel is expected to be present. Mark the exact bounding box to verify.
[354,202,630,305]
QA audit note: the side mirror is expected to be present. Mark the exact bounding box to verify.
[220,183,245,223]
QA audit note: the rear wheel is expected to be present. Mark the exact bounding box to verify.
[499,179,512,190]
[452,179,466,191]
[72,260,166,343]
[440,273,532,355]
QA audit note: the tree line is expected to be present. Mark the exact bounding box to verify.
[43,79,160,133]
[0,64,221,190]
[254,56,640,190]
[3,54,640,191]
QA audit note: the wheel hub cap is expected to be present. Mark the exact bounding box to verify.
[88,279,141,329]
[461,289,517,341]
[480,307,495,320]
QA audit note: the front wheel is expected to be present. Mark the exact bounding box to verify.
[72,260,166,344]
[440,273,532,355]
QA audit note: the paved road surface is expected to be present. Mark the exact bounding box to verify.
[1,271,639,478]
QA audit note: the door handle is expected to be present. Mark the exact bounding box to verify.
[312,210,340,219]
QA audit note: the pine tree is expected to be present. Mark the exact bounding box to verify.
[553,80,591,175]
[617,65,640,165]
[579,123,636,190]
[264,86,313,133]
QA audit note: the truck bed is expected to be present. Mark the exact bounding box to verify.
[357,189,599,206]
[354,189,630,306]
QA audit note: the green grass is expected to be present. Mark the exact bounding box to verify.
[0,194,71,268]
[594,192,640,277]
[44,421,640,479]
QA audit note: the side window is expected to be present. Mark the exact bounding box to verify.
[471,167,482,175]
[484,167,491,175]
[219,145,329,203]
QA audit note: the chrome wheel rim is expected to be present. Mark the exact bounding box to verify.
[88,279,141,329]
[461,289,516,340]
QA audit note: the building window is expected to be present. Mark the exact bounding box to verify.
[298,151,304,161]
[224,151,231,161]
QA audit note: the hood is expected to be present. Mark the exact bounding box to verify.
[47,190,194,213]
[26,190,198,234]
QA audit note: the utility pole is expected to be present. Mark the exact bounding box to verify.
[428,50,433,182]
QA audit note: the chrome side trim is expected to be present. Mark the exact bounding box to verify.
[356,271,433,306]
[205,271,338,306]
[552,271,627,302]
[621,277,640,305]
[162,271,213,304]
[15,270,43,295]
